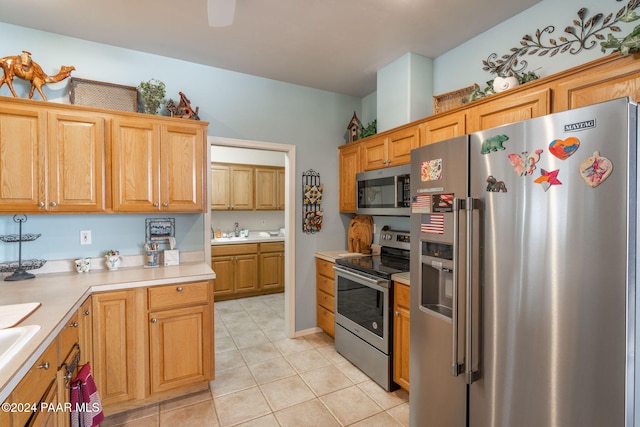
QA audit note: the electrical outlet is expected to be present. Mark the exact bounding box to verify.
[80,230,92,245]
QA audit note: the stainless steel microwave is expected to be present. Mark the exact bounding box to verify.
[356,164,411,216]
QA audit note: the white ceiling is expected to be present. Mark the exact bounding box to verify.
[0,0,540,97]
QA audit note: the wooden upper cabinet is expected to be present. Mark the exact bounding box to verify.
[112,119,206,212]
[361,126,419,170]
[111,118,160,212]
[255,166,285,210]
[420,110,467,146]
[386,126,420,166]
[0,104,45,212]
[211,163,254,210]
[468,87,551,133]
[554,54,640,112]
[48,111,106,212]
[361,135,387,170]
[160,124,205,212]
[338,142,361,213]
[0,105,106,213]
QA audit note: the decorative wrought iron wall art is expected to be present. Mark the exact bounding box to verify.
[302,169,323,234]
[483,0,640,77]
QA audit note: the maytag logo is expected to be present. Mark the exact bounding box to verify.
[564,119,596,132]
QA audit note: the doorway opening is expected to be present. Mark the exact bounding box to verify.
[207,136,296,338]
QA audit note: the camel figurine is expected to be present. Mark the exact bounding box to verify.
[0,51,75,101]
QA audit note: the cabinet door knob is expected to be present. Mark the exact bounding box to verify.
[153,202,159,208]
[37,361,50,370]
[50,201,57,207]
[395,311,400,316]
[38,201,45,207]
[163,202,169,207]
[69,321,78,328]
[83,310,90,316]
[151,318,158,323]
[176,287,183,292]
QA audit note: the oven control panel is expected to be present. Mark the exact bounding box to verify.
[379,229,410,250]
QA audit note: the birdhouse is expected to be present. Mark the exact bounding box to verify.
[346,111,362,143]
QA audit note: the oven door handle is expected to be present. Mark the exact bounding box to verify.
[333,266,390,291]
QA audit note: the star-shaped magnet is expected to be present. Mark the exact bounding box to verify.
[534,169,562,192]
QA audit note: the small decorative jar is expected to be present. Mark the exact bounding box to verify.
[105,250,121,271]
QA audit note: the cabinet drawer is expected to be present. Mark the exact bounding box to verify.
[316,273,334,296]
[395,283,410,310]
[316,258,335,279]
[260,241,284,253]
[317,289,334,312]
[317,306,335,337]
[212,243,258,257]
[58,312,80,361]
[11,340,57,426]
[148,281,210,310]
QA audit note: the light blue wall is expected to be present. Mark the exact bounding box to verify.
[376,53,434,132]
[0,22,360,332]
[433,0,618,94]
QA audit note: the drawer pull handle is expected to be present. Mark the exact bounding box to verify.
[37,361,50,370]
[177,287,183,292]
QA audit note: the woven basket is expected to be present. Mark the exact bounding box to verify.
[432,84,479,114]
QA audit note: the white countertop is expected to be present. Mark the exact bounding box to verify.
[210,233,285,246]
[391,272,410,286]
[0,261,215,403]
[314,250,364,263]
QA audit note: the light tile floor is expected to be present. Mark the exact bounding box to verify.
[102,293,409,426]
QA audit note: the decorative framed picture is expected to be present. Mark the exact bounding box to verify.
[145,218,175,243]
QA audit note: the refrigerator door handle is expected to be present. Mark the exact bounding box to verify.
[466,197,481,384]
[451,197,464,376]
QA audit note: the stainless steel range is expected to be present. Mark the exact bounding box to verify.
[333,228,410,391]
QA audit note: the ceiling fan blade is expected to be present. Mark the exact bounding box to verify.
[207,0,236,27]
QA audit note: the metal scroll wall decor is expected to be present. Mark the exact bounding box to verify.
[483,0,640,77]
[302,169,323,234]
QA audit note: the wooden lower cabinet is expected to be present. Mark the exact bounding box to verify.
[89,281,214,414]
[91,290,138,407]
[10,339,58,426]
[259,242,285,292]
[149,303,212,394]
[393,282,410,391]
[212,242,284,300]
[315,257,335,337]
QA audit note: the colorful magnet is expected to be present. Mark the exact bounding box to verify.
[481,134,509,154]
[534,169,562,192]
[507,149,543,176]
[486,175,507,192]
[412,194,431,214]
[578,151,613,188]
[421,159,442,181]
[433,194,453,213]
[421,213,444,235]
[549,137,580,160]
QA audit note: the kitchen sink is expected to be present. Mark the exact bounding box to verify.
[0,325,40,369]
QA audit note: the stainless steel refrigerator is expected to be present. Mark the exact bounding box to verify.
[409,97,639,426]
